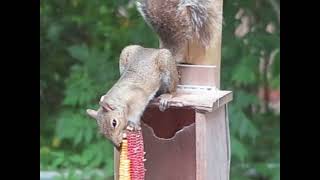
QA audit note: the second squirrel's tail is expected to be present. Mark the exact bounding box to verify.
[136,0,221,54]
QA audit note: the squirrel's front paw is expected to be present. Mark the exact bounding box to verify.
[158,94,173,112]
[127,121,141,131]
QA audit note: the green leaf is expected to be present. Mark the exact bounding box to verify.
[239,115,259,141]
[271,50,280,76]
[231,136,248,161]
[231,55,259,86]
[50,151,65,168]
[90,152,103,167]
[232,65,256,85]
[51,156,64,168]
[234,90,259,108]
[73,130,83,146]
[63,67,98,106]
[272,170,280,180]
[99,6,108,14]
[84,122,94,145]
[254,162,280,179]
[270,74,280,89]
[47,24,62,42]
[69,154,83,164]
[67,44,90,62]
[230,106,260,141]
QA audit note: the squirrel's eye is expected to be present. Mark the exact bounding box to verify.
[112,119,117,128]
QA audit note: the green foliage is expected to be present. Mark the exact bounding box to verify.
[40,0,279,179]
[222,0,280,179]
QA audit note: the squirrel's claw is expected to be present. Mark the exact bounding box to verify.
[158,94,172,112]
[127,121,141,131]
[159,99,168,112]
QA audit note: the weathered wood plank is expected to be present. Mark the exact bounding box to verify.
[196,105,229,180]
[195,112,207,180]
[114,148,120,180]
[177,64,217,87]
[149,89,232,112]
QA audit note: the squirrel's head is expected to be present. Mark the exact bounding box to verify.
[86,101,127,148]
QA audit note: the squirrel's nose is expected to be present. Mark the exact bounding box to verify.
[111,137,121,147]
[113,141,121,149]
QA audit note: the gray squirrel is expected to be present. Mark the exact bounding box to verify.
[86,0,220,147]
[87,46,178,147]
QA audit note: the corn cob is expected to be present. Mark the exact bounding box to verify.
[119,130,146,180]
[119,139,131,180]
[127,130,145,180]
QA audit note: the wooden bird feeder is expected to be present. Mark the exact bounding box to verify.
[114,0,232,179]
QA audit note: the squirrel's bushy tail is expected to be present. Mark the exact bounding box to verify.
[136,0,221,50]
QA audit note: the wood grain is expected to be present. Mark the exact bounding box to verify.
[149,89,232,112]
[177,64,217,87]
[196,105,230,180]
[182,0,223,88]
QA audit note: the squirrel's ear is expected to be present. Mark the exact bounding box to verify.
[100,95,105,103]
[86,109,98,119]
[99,101,114,112]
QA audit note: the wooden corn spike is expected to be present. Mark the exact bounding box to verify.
[119,130,146,180]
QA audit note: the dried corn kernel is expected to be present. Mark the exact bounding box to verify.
[119,130,146,180]
[119,139,131,180]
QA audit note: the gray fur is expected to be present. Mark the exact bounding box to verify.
[136,0,221,50]
[136,1,154,30]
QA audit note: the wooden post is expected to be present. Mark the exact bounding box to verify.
[114,148,120,179]
[196,106,230,180]
[185,0,223,88]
